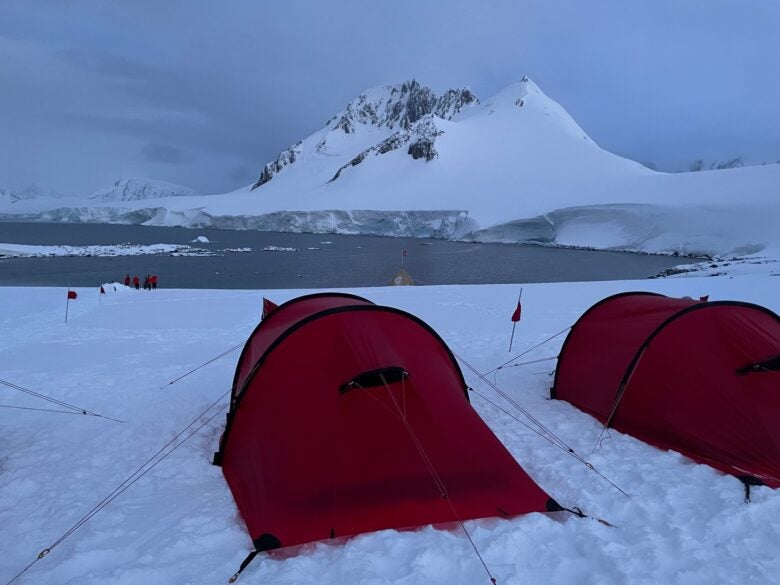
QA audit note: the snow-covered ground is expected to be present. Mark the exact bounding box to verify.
[2,265,778,584]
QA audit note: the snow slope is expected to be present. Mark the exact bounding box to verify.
[1,78,778,257]
[2,271,779,584]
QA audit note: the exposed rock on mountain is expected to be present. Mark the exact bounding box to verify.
[329,118,444,183]
[331,80,475,133]
[252,142,303,189]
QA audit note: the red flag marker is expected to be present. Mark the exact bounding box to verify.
[509,288,523,352]
[65,287,77,323]
[261,297,278,320]
[511,300,522,322]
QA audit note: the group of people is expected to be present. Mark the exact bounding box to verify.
[123,273,159,290]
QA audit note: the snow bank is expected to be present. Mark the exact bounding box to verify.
[466,202,777,258]
[0,242,190,258]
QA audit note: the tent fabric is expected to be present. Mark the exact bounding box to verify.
[216,293,557,552]
[552,292,780,487]
[231,293,373,404]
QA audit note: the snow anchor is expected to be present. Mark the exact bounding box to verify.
[740,476,764,503]
[228,550,259,583]
[558,505,615,528]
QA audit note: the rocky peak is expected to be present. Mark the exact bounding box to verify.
[433,87,478,120]
[333,80,478,134]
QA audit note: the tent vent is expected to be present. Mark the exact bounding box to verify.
[736,355,780,376]
[339,367,409,395]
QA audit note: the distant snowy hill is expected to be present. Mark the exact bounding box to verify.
[88,178,199,202]
[668,156,780,173]
[0,185,61,204]
[1,77,778,258]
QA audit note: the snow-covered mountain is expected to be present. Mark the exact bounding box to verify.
[243,77,652,221]
[1,77,778,258]
[0,185,61,204]
[88,178,199,202]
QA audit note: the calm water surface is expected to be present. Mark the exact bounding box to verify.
[0,222,683,289]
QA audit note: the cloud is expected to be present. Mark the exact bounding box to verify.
[227,164,256,185]
[140,142,189,164]
[58,48,161,81]
[0,0,777,196]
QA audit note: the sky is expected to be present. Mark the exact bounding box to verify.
[0,0,778,196]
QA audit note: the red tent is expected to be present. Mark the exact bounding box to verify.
[552,292,780,488]
[215,292,559,555]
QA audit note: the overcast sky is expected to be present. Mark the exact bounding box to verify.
[1,0,778,195]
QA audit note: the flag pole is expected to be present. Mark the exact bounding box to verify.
[401,249,404,268]
[65,285,71,323]
[508,322,517,352]
[508,288,523,352]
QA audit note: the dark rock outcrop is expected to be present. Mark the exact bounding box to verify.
[252,141,302,189]
[329,118,444,183]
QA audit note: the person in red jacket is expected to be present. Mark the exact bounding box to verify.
[150,274,158,290]
[124,274,130,287]
[132,275,140,290]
